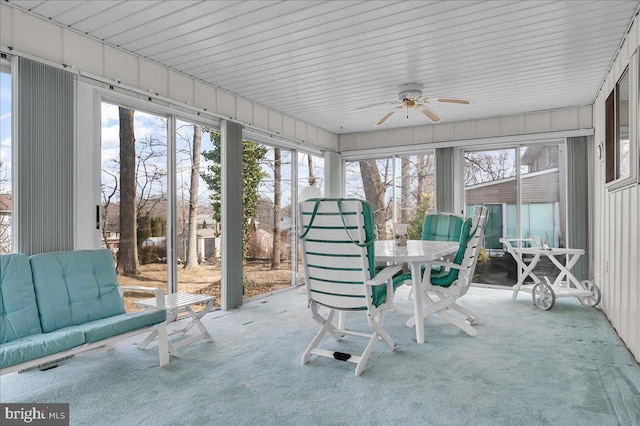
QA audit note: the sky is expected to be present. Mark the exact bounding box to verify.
[0,70,11,194]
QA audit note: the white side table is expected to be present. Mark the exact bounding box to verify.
[134,292,216,356]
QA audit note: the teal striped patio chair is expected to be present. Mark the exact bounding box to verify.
[422,212,465,242]
[399,212,465,299]
[410,205,489,336]
[298,198,402,376]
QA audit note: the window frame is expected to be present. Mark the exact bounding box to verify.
[605,58,638,191]
[342,150,436,239]
[0,59,12,254]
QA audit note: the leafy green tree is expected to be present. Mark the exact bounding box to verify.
[151,217,166,237]
[137,216,152,244]
[407,193,434,240]
[201,133,267,256]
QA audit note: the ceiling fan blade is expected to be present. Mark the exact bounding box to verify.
[376,111,394,126]
[437,98,470,104]
[356,101,393,110]
[422,107,440,122]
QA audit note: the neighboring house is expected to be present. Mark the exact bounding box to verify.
[247,216,293,261]
[101,227,120,252]
[176,214,219,261]
[102,212,219,261]
[466,145,566,255]
[142,236,166,248]
[0,194,11,254]
[176,228,219,262]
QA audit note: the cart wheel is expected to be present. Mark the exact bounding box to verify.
[578,280,601,307]
[532,282,555,310]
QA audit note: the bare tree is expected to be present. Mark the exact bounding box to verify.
[271,148,281,269]
[416,154,433,206]
[0,160,6,188]
[359,159,391,239]
[117,107,139,275]
[0,214,10,254]
[184,124,201,269]
[135,136,166,220]
[0,160,10,253]
[101,169,118,248]
[400,156,411,223]
[306,154,316,186]
[464,151,515,185]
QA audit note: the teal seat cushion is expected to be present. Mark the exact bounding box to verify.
[430,218,473,287]
[29,249,126,333]
[0,254,43,344]
[0,330,84,369]
[422,214,464,241]
[62,309,166,343]
[371,269,407,307]
[392,272,412,285]
[391,263,445,286]
[373,214,466,295]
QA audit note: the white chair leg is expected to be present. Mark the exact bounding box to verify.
[406,292,455,327]
[450,303,485,326]
[338,311,347,331]
[354,333,379,376]
[409,291,480,336]
[421,293,456,319]
[370,314,394,351]
[312,304,342,341]
[435,310,478,336]
[302,309,336,364]
[157,321,170,367]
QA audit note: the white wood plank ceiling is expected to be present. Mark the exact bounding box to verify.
[8,0,640,134]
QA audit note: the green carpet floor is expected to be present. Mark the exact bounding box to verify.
[1,286,639,426]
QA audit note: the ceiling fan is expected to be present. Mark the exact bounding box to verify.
[359,83,471,126]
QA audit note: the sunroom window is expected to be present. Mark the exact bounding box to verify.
[605,67,632,185]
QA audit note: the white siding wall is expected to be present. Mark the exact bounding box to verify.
[593,13,640,363]
[339,107,593,152]
[0,3,338,152]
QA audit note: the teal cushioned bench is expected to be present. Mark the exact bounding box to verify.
[63,310,167,344]
[0,250,169,375]
[0,254,42,344]
[0,330,85,370]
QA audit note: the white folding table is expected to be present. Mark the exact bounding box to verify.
[134,292,215,356]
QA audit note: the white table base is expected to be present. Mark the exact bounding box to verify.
[134,292,215,356]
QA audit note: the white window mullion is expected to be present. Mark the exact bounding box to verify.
[167,115,177,294]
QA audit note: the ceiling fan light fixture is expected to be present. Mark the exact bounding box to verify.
[396,83,423,101]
